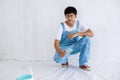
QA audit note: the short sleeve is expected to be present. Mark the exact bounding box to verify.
[79,23,89,32]
[55,24,63,40]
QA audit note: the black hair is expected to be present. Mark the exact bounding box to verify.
[64,6,77,15]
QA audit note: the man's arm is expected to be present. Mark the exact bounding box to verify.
[54,39,65,57]
[77,29,94,37]
[68,29,94,39]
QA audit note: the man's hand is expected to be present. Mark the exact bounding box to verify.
[68,33,78,40]
[54,39,67,58]
[59,51,66,58]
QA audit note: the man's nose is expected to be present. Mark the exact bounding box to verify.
[68,17,72,20]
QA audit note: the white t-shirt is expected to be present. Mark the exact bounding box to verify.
[55,20,89,40]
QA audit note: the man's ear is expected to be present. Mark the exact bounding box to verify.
[75,15,77,18]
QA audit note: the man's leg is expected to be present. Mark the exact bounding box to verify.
[65,36,90,65]
[79,36,90,66]
[69,36,91,71]
[53,51,68,64]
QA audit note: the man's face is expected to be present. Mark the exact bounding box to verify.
[65,13,77,24]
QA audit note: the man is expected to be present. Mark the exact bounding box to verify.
[53,6,94,71]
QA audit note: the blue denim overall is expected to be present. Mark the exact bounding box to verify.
[54,21,90,66]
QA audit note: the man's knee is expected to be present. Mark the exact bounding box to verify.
[82,36,91,42]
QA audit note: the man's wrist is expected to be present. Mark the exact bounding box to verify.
[77,32,83,36]
[73,33,78,38]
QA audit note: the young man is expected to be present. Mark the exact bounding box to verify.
[53,6,94,71]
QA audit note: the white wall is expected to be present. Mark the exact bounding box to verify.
[0,0,120,63]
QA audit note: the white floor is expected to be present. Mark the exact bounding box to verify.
[0,60,120,80]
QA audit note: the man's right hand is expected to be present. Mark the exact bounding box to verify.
[59,51,66,58]
[54,39,66,58]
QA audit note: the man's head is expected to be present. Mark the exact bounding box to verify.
[64,6,77,24]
